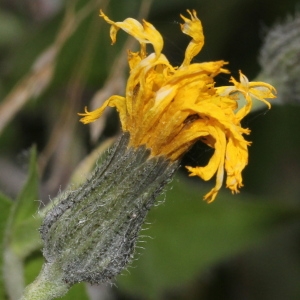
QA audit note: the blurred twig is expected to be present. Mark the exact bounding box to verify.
[0,0,103,135]
[38,0,110,196]
[0,0,153,197]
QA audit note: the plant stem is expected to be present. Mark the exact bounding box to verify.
[20,262,70,300]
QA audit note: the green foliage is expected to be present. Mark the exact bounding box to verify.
[117,177,298,299]
[1,147,42,299]
[0,9,24,47]
[5,147,42,259]
[0,193,13,300]
[63,284,90,300]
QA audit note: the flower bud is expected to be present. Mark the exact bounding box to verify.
[259,14,300,104]
[40,133,178,285]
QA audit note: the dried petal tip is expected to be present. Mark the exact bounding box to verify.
[180,9,204,67]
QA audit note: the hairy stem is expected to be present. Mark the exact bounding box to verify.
[20,262,70,300]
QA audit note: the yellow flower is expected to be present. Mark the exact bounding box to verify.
[79,9,276,203]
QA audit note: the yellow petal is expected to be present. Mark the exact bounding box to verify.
[180,10,204,67]
[78,95,127,129]
[186,125,227,203]
[100,10,163,58]
[225,135,250,193]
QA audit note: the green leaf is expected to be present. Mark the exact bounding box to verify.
[0,9,24,47]
[13,146,39,222]
[117,176,296,299]
[2,147,42,299]
[11,216,43,259]
[8,146,42,259]
[62,283,90,300]
[0,193,13,300]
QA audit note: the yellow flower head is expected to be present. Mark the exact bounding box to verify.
[79,9,276,203]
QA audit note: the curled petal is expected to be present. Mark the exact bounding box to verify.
[225,136,250,194]
[186,125,227,203]
[180,9,204,67]
[78,95,127,129]
[100,10,163,57]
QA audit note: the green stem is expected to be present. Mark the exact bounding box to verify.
[20,262,70,300]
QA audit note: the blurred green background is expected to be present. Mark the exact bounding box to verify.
[1,0,300,299]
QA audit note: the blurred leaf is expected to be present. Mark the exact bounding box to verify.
[0,193,13,300]
[12,147,39,220]
[2,147,42,299]
[11,215,43,259]
[0,9,24,47]
[8,146,42,259]
[24,254,44,287]
[62,283,90,300]
[117,176,297,299]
